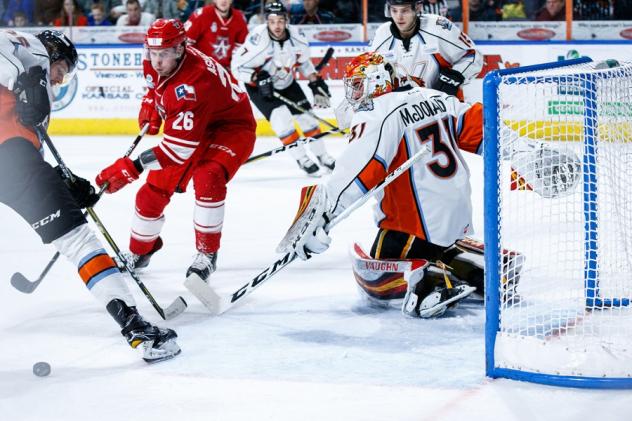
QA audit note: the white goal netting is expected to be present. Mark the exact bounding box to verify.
[487,60,632,381]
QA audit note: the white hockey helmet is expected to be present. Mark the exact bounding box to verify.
[343,52,395,109]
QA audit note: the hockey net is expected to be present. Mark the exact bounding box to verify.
[484,59,632,386]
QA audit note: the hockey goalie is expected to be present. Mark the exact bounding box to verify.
[276,52,583,318]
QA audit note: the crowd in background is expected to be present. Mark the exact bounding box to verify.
[0,0,631,28]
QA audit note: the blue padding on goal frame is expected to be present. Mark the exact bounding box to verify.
[491,367,632,389]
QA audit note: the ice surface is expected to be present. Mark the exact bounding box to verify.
[1,136,630,421]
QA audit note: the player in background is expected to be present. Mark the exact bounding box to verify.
[371,0,482,97]
[0,29,180,362]
[279,52,487,318]
[335,0,482,132]
[231,1,335,176]
[96,19,256,284]
[184,0,248,72]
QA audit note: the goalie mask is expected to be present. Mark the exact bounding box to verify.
[343,52,394,110]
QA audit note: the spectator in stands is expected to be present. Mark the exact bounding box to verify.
[331,0,361,23]
[3,0,35,26]
[13,10,29,25]
[88,2,113,25]
[502,0,527,20]
[523,0,543,19]
[614,0,632,19]
[574,0,612,20]
[54,0,89,26]
[535,0,565,21]
[422,0,449,18]
[35,0,63,25]
[290,0,334,24]
[452,0,502,21]
[116,0,155,25]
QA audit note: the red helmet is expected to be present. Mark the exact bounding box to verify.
[145,19,186,49]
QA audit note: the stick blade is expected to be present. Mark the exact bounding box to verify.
[184,274,226,315]
[10,273,38,294]
[162,296,188,320]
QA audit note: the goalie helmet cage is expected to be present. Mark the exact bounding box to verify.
[483,57,632,389]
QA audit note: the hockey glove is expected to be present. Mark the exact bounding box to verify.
[14,66,51,127]
[255,70,274,101]
[308,76,331,108]
[96,157,142,194]
[277,185,332,260]
[54,166,100,209]
[435,68,465,97]
[138,95,162,135]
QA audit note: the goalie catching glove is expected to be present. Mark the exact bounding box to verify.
[308,76,331,108]
[511,143,581,199]
[277,184,332,260]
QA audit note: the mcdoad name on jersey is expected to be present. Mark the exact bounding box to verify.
[399,97,447,126]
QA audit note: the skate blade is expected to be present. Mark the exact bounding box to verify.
[142,339,182,364]
[418,285,476,318]
[184,273,225,315]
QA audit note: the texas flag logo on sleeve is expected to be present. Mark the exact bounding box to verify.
[175,84,197,101]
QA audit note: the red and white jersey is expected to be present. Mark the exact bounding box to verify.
[143,46,255,168]
[231,24,315,90]
[325,86,483,247]
[369,15,482,90]
[184,5,248,70]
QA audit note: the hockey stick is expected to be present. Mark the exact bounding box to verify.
[315,47,334,72]
[10,124,151,294]
[35,127,187,320]
[245,129,336,164]
[273,91,344,134]
[185,144,431,315]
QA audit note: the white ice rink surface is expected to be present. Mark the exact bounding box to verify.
[1,135,631,420]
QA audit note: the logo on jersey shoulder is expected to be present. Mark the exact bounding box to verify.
[356,100,374,112]
[145,74,155,89]
[213,36,230,60]
[175,84,197,101]
[435,17,452,31]
[249,33,260,45]
[211,22,217,33]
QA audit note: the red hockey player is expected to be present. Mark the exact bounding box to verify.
[96,19,256,285]
[184,0,248,71]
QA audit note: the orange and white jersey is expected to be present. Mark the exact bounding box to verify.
[325,86,483,247]
[0,30,52,148]
[369,15,482,90]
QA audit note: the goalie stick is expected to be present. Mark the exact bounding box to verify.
[10,124,150,295]
[185,143,431,315]
[35,126,187,320]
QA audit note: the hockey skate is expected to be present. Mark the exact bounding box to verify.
[186,252,217,282]
[106,299,181,363]
[317,153,335,171]
[116,237,163,273]
[296,156,320,176]
[402,264,475,318]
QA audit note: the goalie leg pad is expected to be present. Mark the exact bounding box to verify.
[277,184,331,260]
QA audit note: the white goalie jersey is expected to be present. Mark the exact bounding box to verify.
[325,86,483,247]
[369,15,482,91]
[231,24,316,90]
